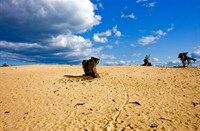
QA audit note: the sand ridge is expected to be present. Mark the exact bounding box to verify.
[0,65,200,130]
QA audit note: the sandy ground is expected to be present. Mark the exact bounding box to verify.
[0,65,200,131]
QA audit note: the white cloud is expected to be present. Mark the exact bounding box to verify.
[138,36,158,45]
[93,30,112,43]
[93,26,122,43]
[95,30,112,37]
[0,0,105,64]
[49,34,92,49]
[155,30,167,36]
[49,34,104,59]
[93,35,108,43]
[0,41,45,50]
[104,60,131,66]
[112,25,122,37]
[101,30,112,37]
[0,0,101,35]
[153,58,159,62]
[115,31,122,37]
[66,47,103,60]
[0,34,107,64]
[138,25,174,45]
[121,13,136,19]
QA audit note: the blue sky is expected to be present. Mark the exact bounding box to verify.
[0,0,200,66]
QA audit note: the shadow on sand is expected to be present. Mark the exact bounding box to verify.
[63,75,83,78]
[63,75,95,81]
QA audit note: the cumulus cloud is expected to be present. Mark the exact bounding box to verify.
[93,35,108,43]
[93,25,123,43]
[0,0,105,64]
[44,34,104,62]
[138,24,174,45]
[121,13,136,19]
[0,34,105,64]
[93,25,122,43]
[50,34,92,49]
[93,30,112,43]
[100,30,112,37]
[0,0,101,41]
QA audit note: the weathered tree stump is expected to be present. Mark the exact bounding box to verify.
[82,57,100,78]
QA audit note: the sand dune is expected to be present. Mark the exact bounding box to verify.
[0,65,200,130]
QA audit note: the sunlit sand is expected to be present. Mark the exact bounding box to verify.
[0,65,200,130]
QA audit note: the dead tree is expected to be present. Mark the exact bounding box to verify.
[178,52,196,67]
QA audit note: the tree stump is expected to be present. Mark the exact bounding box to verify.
[142,55,152,66]
[2,63,9,67]
[82,57,100,78]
